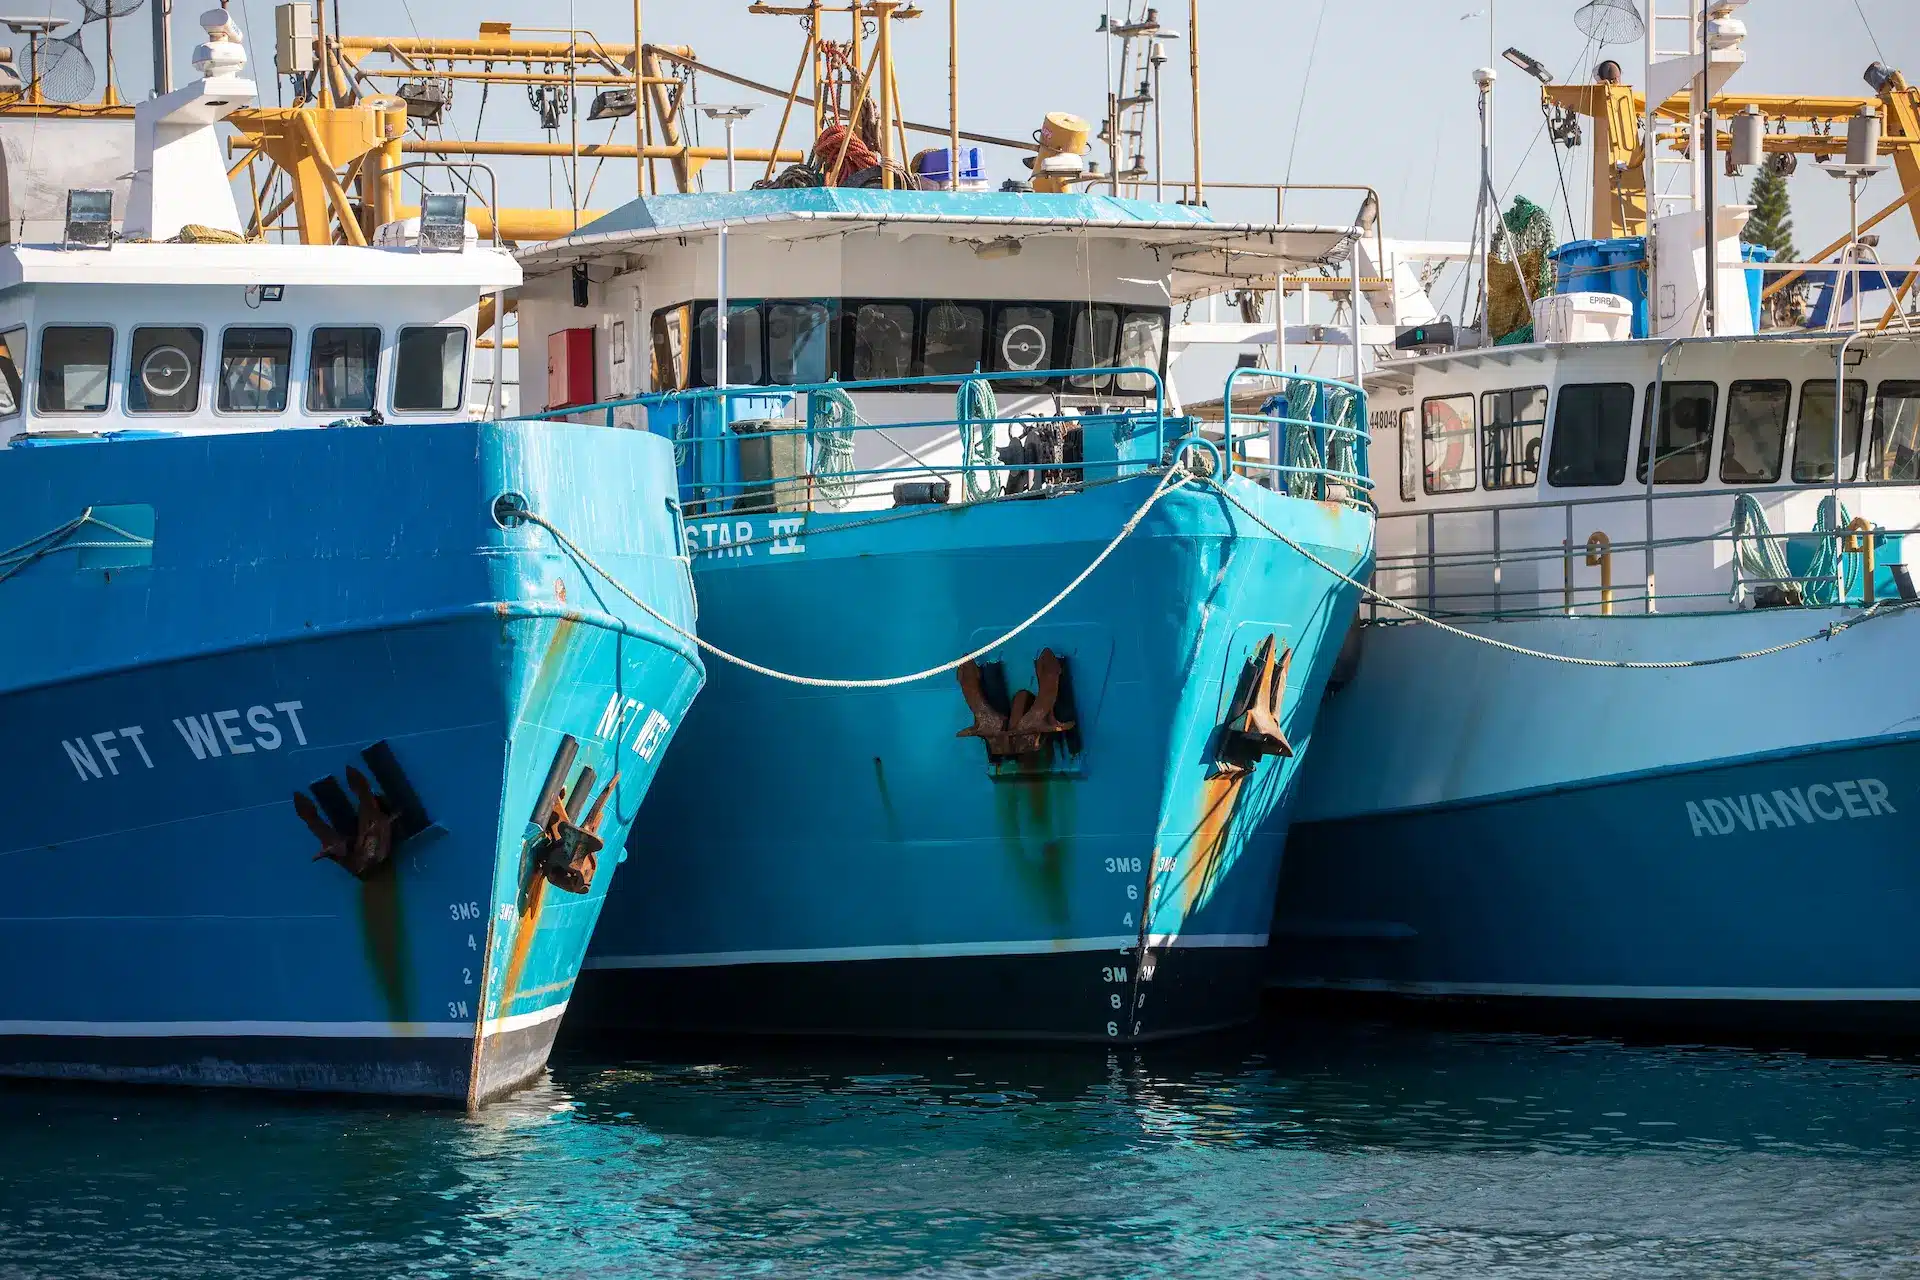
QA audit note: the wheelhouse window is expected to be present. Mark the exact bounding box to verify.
[1637,381,1716,484]
[1791,378,1867,483]
[127,326,204,414]
[992,303,1057,385]
[1720,379,1790,484]
[851,302,915,381]
[651,303,691,392]
[307,326,380,413]
[37,326,113,414]
[1868,381,1920,483]
[1114,310,1166,394]
[766,302,831,386]
[393,326,467,413]
[0,327,28,416]
[1068,304,1121,391]
[217,327,292,413]
[1421,394,1476,494]
[1547,383,1634,487]
[1481,386,1547,490]
[922,301,986,379]
[695,303,763,387]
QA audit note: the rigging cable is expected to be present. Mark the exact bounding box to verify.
[1281,0,1331,190]
[1852,0,1888,65]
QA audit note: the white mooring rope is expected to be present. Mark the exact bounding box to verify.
[514,465,1192,689]
[512,465,1906,688]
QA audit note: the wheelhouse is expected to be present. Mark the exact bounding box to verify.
[1365,334,1920,616]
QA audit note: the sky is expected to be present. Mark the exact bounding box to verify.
[41,0,1918,263]
[28,0,1920,370]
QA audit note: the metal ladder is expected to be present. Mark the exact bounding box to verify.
[1643,0,1704,220]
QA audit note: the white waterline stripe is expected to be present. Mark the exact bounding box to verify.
[0,1002,568,1039]
[586,934,1270,970]
[1278,979,1920,1002]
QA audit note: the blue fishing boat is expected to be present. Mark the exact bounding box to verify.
[514,186,1374,1042]
[0,17,700,1104]
[1266,18,1920,1036]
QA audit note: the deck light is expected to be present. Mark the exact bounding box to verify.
[588,88,637,121]
[62,188,113,248]
[1501,47,1553,85]
[417,192,469,253]
[396,78,451,124]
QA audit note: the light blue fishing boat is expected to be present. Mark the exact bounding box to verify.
[514,188,1374,1042]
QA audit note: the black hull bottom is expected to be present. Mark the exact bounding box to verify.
[1266,986,1920,1051]
[568,945,1270,1045]
[0,1014,561,1107]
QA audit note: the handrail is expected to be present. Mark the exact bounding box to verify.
[514,362,1376,512]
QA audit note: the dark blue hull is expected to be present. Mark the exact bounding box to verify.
[0,423,702,1104]
[579,474,1373,1043]
[1272,734,1920,1036]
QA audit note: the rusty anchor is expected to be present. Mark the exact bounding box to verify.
[527,735,619,895]
[956,648,1077,761]
[295,741,431,878]
[1216,635,1295,775]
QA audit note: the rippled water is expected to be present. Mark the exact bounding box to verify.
[5,1018,1920,1278]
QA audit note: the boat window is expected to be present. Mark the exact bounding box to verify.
[1791,378,1867,483]
[1421,394,1476,494]
[1115,310,1166,394]
[217,327,293,413]
[1067,304,1121,391]
[1867,381,1920,483]
[306,326,380,413]
[1397,408,1418,502]
[1480,386,1547,490]
[127,326,204,414]
[651,303,691,392]
[766,302,832,386]
[850,302,915,382]
[922,301,986,379]
[1548,383,1634,487]
[1720,379,1790,484]
[37,325,113,414]
[765,302,829,386]
[992,303,1057,385]
[392,326,468,413]
[1637,381,1716,484]
[695,303,764,387]
[0,327,28,416]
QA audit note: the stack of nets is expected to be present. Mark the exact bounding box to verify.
[1487,196,1556,345]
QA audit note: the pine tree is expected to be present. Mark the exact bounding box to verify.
[1743,162,1796,262]
[1743,162,1800,326]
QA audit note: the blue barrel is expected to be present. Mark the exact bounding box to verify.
[1551,237,1776,335]
[1742,243,1775,329]
[1551,237,1649,336]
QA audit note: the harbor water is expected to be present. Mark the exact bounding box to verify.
[5,1018,1920,1278]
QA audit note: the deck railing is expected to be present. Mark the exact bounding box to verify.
[514,365,1374,516]
[1372,480,1917,621]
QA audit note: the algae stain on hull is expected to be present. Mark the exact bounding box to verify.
[996,776,1075,930]
[359,861,410,1023]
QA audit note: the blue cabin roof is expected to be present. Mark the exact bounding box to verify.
[571,188,1220,240]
